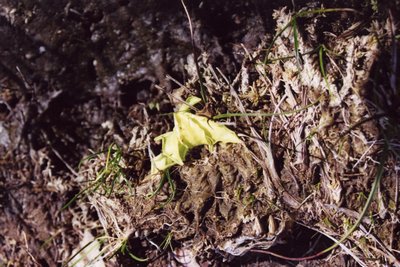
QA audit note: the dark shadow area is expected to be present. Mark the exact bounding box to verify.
[235,223,334,266]
[120,79,153,107]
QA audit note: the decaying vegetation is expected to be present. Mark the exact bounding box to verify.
[66,7,400,267]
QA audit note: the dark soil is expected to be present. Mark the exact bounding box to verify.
[0,0,399,266]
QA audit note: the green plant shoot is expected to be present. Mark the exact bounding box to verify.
[151,96,241,173]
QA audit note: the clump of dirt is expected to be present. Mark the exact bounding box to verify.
[70,7,400,267]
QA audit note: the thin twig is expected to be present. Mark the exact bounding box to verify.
[180,0,207,102]
[388,10,397,95]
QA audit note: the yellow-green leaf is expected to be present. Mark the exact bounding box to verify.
[179,95,202,112]
[151,97,241,174]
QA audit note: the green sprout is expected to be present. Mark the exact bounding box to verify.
[160,232,174,251]
[151,96,241,174]
[63,144,131,210]
[64,236,148,267]
[147,169,176,208]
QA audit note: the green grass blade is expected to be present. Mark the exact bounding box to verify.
[292,18,303,70]
[63,236,106,267]
[263,19,293,65]
[127,251,148,262]
[147,172,167,198]
[319,45,332,95]
[62,187,90,210]
[213,100,318,120]
[160,169,176,207]
[321,149,387,254]
[296,8,357,18]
